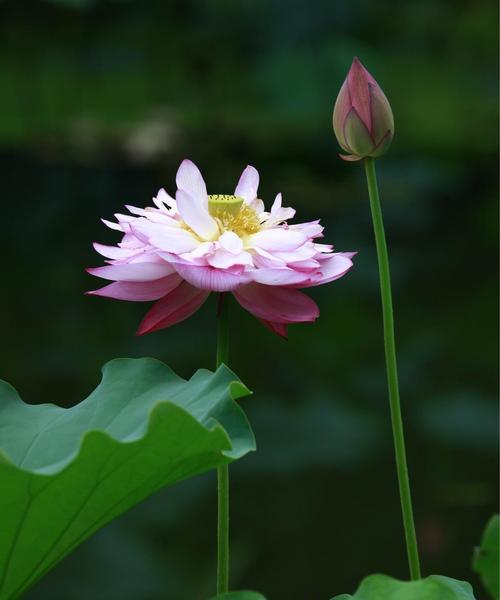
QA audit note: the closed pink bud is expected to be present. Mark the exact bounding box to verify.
[333,57,394,161]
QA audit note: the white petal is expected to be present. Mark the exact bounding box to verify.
[153,188,176,209]
[131,219,199,253]
[250,198,266,214]
[175,159,208,207]
[175,189,219,241]
[271,193,282,212]
[207,249,253,269]
[101,218,123,232]
[248,228,307,251]
[219,231,243,254]
[235,165,259,202]
[93,242,143,260]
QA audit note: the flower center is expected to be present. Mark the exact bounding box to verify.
[208,194,261,236]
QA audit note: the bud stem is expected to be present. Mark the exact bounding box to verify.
[216,293,230,594]
[364,157,422,580]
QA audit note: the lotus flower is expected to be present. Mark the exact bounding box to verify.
[333,57,394,161]
[87,160,355,337]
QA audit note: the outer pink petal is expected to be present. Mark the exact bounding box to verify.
[175,159,208,207]
[172,262,251,291]
[347,57,374,132]
[87,273,182,301]
[136,282,209,335]
[259,319,288,339]
[87,262,174,282]
[233,283,319,324]
[304,252,355,287]
[176,189,218,241]
[234,165,259,202]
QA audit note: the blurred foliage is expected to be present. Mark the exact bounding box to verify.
[0,0,497,599]
[473,516,500,599]
[330,574,476,600]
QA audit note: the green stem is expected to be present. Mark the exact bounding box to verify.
[364,157,421,580]
[216,293,230,594]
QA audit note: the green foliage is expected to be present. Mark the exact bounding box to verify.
[329,574,476,600]
[209,592,267,600]
[473,515,499,599]
[0,358,254,600]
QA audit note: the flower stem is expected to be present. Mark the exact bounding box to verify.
[363,157,421,580]
[216,293,230,594]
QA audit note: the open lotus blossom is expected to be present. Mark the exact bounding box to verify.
[87,160,355,337]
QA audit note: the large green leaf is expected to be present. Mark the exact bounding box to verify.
[473,515,499,599]
[329,574,476,599]
[0,358,255,600]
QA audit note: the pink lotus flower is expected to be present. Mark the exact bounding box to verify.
[87,160,355,337]
[333,57,394,161]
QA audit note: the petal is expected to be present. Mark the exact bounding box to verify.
[251,268,310,287]
[290,220,323,239]
[93,242,143,260]
[87,262,174,282]
[347,56,374,132]
[219,231,243,254]
[87,273,182,301]
[304,252,354,287]
[172,262,251,291]
[343,108,375,157]
[131,219,199,253]
[175,159,208,207]
[153,188,176,210]
[235,165,259,202]
[136,283,209,335]
[101,218,124,232]
[259,319,288,339]
[207,249,253,269]
[248,228,307,251]
[176,189,218,241]
[233,283,319,323]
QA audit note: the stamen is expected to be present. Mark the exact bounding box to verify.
[208,194,261,236]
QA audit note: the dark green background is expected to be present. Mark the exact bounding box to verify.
[0,1,497,599]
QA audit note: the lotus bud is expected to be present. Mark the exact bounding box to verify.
[333,57,394,161]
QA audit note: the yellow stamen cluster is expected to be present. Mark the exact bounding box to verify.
[208,194,261,236]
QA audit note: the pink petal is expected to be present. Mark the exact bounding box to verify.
[304,252,354,287]
[290,220,323,239]
[248,228,307,251]
[87,262,174,282]
[251,268,311,287]
[175,159,208,207]
[136,283,209,335]
[233,283,319,324]
[173,262,251,291]
[347,57,374,132]
[87,273,182,301]
[234,165,259,202]
[176,189,218,241]
[259,319,288,338]
[93,242,143,260]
